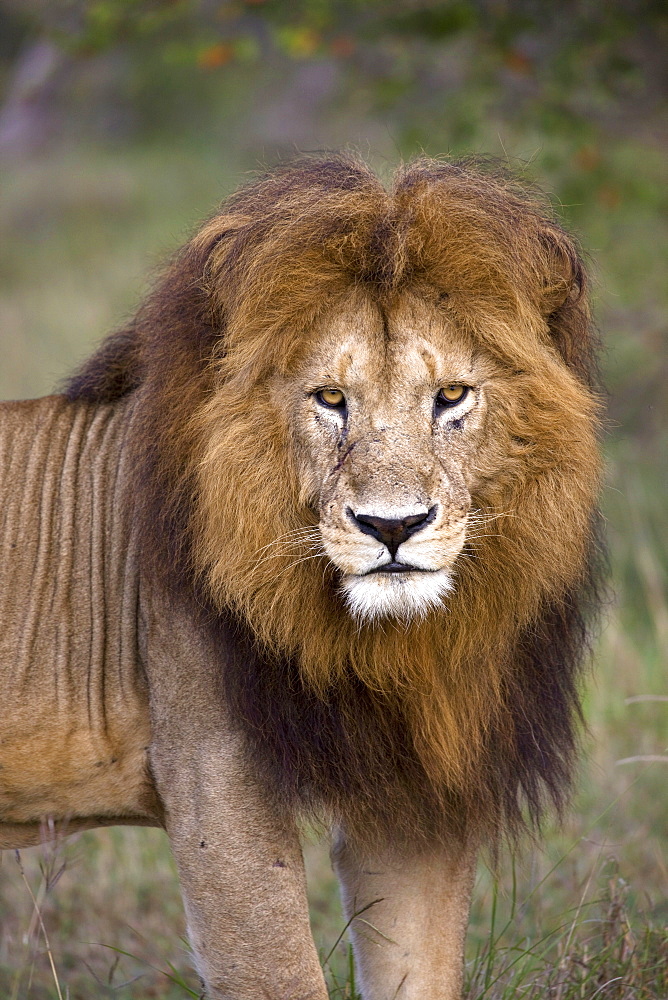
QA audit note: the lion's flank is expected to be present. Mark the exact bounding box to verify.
[66,154,604,848]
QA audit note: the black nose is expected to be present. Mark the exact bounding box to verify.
[348,506,437,559]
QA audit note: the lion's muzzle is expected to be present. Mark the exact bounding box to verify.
[346,505,438,562]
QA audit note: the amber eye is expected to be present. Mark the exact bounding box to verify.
[436,384,468,407]
[316,388,346,409]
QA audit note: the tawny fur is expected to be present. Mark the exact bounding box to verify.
[67,154,603,848]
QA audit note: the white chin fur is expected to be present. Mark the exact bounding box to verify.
[340,570,453,623]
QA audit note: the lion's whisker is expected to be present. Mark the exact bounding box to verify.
[268,551,328,580]
[464,532,506,543]
[252,527,321,557]
[248,538,323,573]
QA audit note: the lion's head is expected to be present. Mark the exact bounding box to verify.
[67,155,603,844]
[259,290,474,623]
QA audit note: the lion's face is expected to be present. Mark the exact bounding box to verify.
[274,289,508,622]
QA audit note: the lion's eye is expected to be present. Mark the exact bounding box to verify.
[316,388,346,409]
[436,385,468,407]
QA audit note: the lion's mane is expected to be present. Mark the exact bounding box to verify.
[67,155,604,848]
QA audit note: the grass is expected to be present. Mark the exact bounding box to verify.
[465,862,666,1000]
[0,139,665,998]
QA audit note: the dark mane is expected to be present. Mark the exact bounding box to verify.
[216,533,605,846]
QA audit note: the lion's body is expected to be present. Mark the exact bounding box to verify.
[0,396,157,846]
[0,155,603,999]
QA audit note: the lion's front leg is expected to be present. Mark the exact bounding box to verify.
[332,835,477,1000]
[151,730,328,1000]
[142,591,328,1000]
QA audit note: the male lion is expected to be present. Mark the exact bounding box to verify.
[0,155,602,999]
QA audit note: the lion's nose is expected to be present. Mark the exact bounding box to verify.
[347,507,437,559]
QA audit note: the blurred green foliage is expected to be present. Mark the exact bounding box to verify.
[2,0,666,146]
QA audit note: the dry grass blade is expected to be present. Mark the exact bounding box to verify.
[12,850,64,1000]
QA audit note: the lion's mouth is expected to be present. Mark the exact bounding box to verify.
[365,562,435,575]
[340,565,454,621]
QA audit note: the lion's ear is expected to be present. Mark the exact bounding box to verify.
[538,228,584,316]
[192,214,254,313]
[192,216,245,270]
[538,227,598,387]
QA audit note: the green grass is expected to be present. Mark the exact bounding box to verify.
[0,140,665,998]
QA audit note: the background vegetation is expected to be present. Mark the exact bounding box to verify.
[0,1,666,997]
